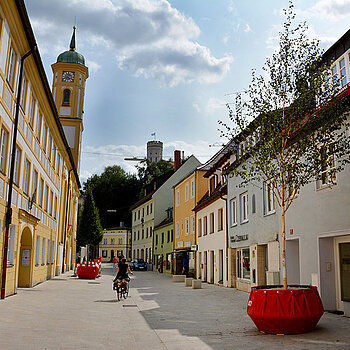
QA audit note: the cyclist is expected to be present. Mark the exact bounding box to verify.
[114,258,132,283]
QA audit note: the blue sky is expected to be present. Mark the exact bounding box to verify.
[25,0,350,183]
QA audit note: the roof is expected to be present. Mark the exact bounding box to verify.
[193,184,227,212]
[15,0,81,188]
[154,216,173,231]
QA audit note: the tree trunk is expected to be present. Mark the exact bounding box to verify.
[281,206,287,290]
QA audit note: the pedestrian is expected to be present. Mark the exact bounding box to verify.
[113,256,117,268]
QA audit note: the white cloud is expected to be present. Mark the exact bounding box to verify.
[86,60,101,73]
[193,103,201,113]
[205,97,227,115]
[244,24,252,33]
[27,0,233,87]
[301,0,350,22]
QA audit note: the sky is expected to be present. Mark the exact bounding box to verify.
[24,0,350,184]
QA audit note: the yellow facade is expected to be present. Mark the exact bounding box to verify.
[174,170,208,249]
[99,228,132,262]
[0,0,84,297]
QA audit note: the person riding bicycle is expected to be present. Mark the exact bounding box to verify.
[113,258,132,282]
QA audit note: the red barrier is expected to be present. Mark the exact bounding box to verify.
[76,264,99,279]
[247,285,324,334]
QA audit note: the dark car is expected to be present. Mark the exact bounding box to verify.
[130,258,147,271]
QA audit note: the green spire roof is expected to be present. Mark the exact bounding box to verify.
[57,26,86,66]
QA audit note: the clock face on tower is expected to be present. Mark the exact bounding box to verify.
[62,71,75,82]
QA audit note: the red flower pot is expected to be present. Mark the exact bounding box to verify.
[247,285,324,334]
[76,265,99,279]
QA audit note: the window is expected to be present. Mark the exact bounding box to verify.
[118,238,122,245]
[155,234,158,245]
[185,183,189,201]
[47,239,50,264]
[264,181,275,215]
[161,232,164,244]
[42,123,47,152]
[35,236,40,266]
[230,198,237,226]
[32,170,38,202]
[332,65,339,93]
[150,227,152,237]
[146,227,148,238]
[142,207,144,217]
[62,89,71,106]
[138,210,140,219]
[237,248,250,280]
[218,208,223,231]
[51,241,55,263]
[49,191,53,215]
[317,145,336,188]
[36,112,42,140]
[185,217,189,235]
[54,196,58,218]
[20,76,27,109]
[176,189,180,206]
[29,96,35,128]
[0,127,8,173]
[190,179,195,198]
[102,250,107,258]
[39,178,44,207]
[14,145,21,186]
[44,185,49,211]
[240,192,248,223]
[52,144,56,168]
[339,58,347,87]
[209,175,217,193]
[147,205,149,215]
[176,222,180,238]
[150,203,152,213]
[167,230,170,242]
[137,231,140,240]
[142,229,144,239]
[198,218,202,237]
[134,212,136,222]
[23,159,30,194]
[111,238,115,245]
[7,46,16,87]
[48,136,52,161]
[203,216,207,236]
[103,238,107,244]
[191,215,195,234]
[7,224,15,265]
[209,212,214,233]
[171,229,173,242]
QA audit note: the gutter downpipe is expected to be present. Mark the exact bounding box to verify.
[1,48,35,299]
[62,169,73,274]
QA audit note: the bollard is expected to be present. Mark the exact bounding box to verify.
[192,279,202,289]
[185,277,193,287]
[173,275,186,283]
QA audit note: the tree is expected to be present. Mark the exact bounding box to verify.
[77,186,103,258]
[84,165,142,228]
[136,159,174,186]
[220,3,350,290]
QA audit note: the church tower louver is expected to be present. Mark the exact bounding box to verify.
[51,26,89,173]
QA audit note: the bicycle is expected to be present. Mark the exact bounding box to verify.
[113,277,129,301]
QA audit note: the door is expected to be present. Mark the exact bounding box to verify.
[219,250,223,283]
[203,251,207,281]
[335,236,350,311]
[18,228,33,288]
[210,250,214,283]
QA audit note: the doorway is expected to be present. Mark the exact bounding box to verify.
[219,250,223,284]
[18,227,33,288]
[209,250,214,283]
[335,236,350,311]
[203,251,207,281]
[286,239,300,284]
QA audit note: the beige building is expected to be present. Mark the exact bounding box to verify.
[99,227,131,262]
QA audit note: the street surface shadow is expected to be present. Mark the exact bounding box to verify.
[94,299,118,303]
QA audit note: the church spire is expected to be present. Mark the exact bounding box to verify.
[70,26,76,51]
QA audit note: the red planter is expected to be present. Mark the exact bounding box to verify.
[247,285,324,334]
[76,265,99,279]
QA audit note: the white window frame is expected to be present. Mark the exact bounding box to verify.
[264,180,275,215]
[241,192,248,223]
[237,247,250,280]
[198,218,202,237]
[203,216,207,236]
[7,46,16,87]
[339,57,347,88]
[14,145,21,186]
[176,189,180,206]
[41,238,46,265]
[23,159,30,194]
[230,197,237,226]
[190,179,195,198]
[176,222,180,238]
[218,208,223,231]
[185,183,189,201]
[317,145,336,189]
[191,215,195,234]
[35,236,40,266]
[209,212,214,233]
[47,239,50,264]
[0,127,8,173]
[185,217,189,235]
[7,224,15,266]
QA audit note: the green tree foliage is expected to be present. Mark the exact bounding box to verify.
[136,159,174,186]
[220,3,350,289]
[84,165,142,228]
[77,186,103,256]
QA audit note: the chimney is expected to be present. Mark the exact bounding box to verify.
[174,150,181,170]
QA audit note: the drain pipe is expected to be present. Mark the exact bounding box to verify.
[62,169,73,274]
[1,47,35,299]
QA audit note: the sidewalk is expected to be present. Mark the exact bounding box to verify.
[0,266,349,350]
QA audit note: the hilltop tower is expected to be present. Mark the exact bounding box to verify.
[51,26,89,173]
[147,140,163,162]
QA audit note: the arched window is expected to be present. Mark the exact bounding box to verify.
[62,89,71,106]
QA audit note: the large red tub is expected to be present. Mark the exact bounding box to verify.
[76,264,99,279]
[247,285,324,334]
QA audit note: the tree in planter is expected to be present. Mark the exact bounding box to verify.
[77,186,103,259]
[220,3,350,290]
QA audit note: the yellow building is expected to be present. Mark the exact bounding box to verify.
[173,170,208,275]
[99,227,132,262]
[0,0,87,297]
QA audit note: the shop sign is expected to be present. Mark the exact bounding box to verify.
[230,234,249,243]
[185,241,191,248]
[191,245,198,251]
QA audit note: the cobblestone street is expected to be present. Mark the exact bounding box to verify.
[0,264,349,350]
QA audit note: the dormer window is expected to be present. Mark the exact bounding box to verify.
[62,89,71,106]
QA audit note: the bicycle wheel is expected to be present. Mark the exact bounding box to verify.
[116,285,123,301]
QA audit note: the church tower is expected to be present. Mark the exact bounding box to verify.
[51,26,89,173]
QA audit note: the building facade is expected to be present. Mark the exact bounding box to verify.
[0,0,86,297]
[99,227,132,262]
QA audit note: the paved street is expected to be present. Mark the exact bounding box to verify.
[0,264,349,350]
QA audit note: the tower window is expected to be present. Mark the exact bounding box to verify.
[62,89,71,106]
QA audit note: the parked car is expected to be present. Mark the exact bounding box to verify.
[130,258,147,271]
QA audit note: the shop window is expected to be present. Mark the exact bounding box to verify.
[237,248,250,280]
